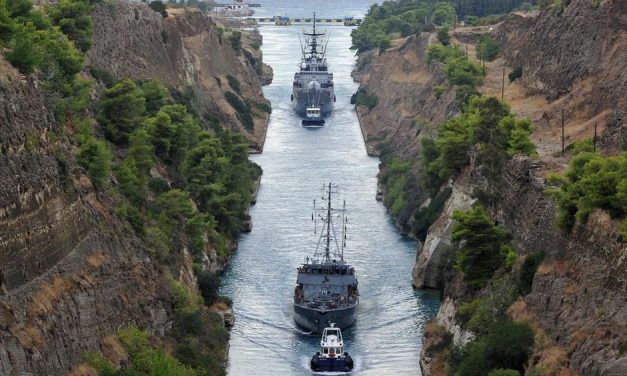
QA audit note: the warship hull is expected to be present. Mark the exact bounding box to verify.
[292,91,334,115]
[294,303,357,333]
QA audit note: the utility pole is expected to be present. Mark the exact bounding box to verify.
[593,122,598,153]
[501,67,505,101]
[561,109,565,156]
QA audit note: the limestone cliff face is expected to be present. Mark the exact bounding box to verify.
[355,33,458,159]
[0,60,172,375]
[354,1,626,374]
[493,0,626,154]
[87,2,272,150]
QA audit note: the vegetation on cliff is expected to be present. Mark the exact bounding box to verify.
[351,0,531,52]
[547,150,626,239]
[1,0,257,374]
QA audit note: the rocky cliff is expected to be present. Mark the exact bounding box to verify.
[88,2,272,151]
[0,58,171,375]
[353,0,626,374]
[0,2,270,375]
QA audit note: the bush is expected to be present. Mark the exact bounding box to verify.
[76,137,112,187]
[546,152,626,231]
[351,88,379,109]
[226,74,241,95]
[437,27,451,46]
[99,79,146,144]
[224,91,254,131]
[452,206,511,289]
[229,30,241,51]
[46,0,94,52]
[476,35,499,62]
[508,66,522,82]
[197,270,220,306]
[88,66,116,87]
[149,0,168,18]
[454,321,534,376]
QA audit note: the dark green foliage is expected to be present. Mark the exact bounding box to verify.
[488,370,521,376]
[116,159,145,206]
[224,91,254,131]
[99,79,146,144]
[76,137,112,187]
[476,35,499,62]
[88,66,116,87]
[197,271,220,305]
[140,80,167,115]
[451,206,511,289]
[229,30,241,51]
[518,252,544,295]
[436,26,450,46]
[508,66,522,82]
[46,0,94,52]
[115,203,145,235]
[546,152,626,233]
[253,101,271,114]
[226,74,241,95]
[146,111,175,160]
[413,187,452,239]
[427,44,483,87]
[453,321,534,376]
[351,88,379,109]
[149,0,168,17]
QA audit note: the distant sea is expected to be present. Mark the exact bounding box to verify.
[251,0,378,18]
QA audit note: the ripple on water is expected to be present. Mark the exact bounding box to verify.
[221,24,441,376]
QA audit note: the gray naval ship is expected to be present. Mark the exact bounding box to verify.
[294,183,358,333]
[291,13,335,116]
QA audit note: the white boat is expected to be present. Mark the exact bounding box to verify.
[310,323,354,372]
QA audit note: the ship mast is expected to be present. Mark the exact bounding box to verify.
[325,181,332,260]
[311,183,346,264]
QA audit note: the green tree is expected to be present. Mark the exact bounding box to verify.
[127,127,155,182]
[46,0,93,52]
[5,23,41,73]
[141,80,167,115]
[437,26,450,46]
[432,2,456,25]
[146,111,175,160]
[476,35,499,62]
[451,206,510,289]
[76,137,112,187]
[99,79,146,144]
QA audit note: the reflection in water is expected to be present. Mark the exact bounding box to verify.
[221,26,440,376]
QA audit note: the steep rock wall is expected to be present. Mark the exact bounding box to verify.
[0,61,172,375]
[87,2,271,150]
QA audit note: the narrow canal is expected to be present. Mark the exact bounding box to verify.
[221,11,441,376]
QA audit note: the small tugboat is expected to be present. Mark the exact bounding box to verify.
[310,323,354,372]
[294,183,359,333]
[302,105,325,126]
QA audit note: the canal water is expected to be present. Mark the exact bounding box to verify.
[220,13,441,376]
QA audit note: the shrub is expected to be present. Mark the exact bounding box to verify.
[437,26,450,46]
[141,80,167,115]
[508,66,522,82]
[229,30,241,51]
[46,0,94,52]
[451,206,511,289]
[351,88,378,109]
[476,35,499,62]
[149,0,168,17]
[99,79,146,144]
[88,66,116,87]
[226,74,241,95]
[433,85,445,99]
[197,270,220,306]
[546,152,626,231]
[488,369,521,376]
[224,91,254,131]
[76,137,112,187]
[454,321,534,376]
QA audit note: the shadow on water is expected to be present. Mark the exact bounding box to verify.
[221,21,441,376]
